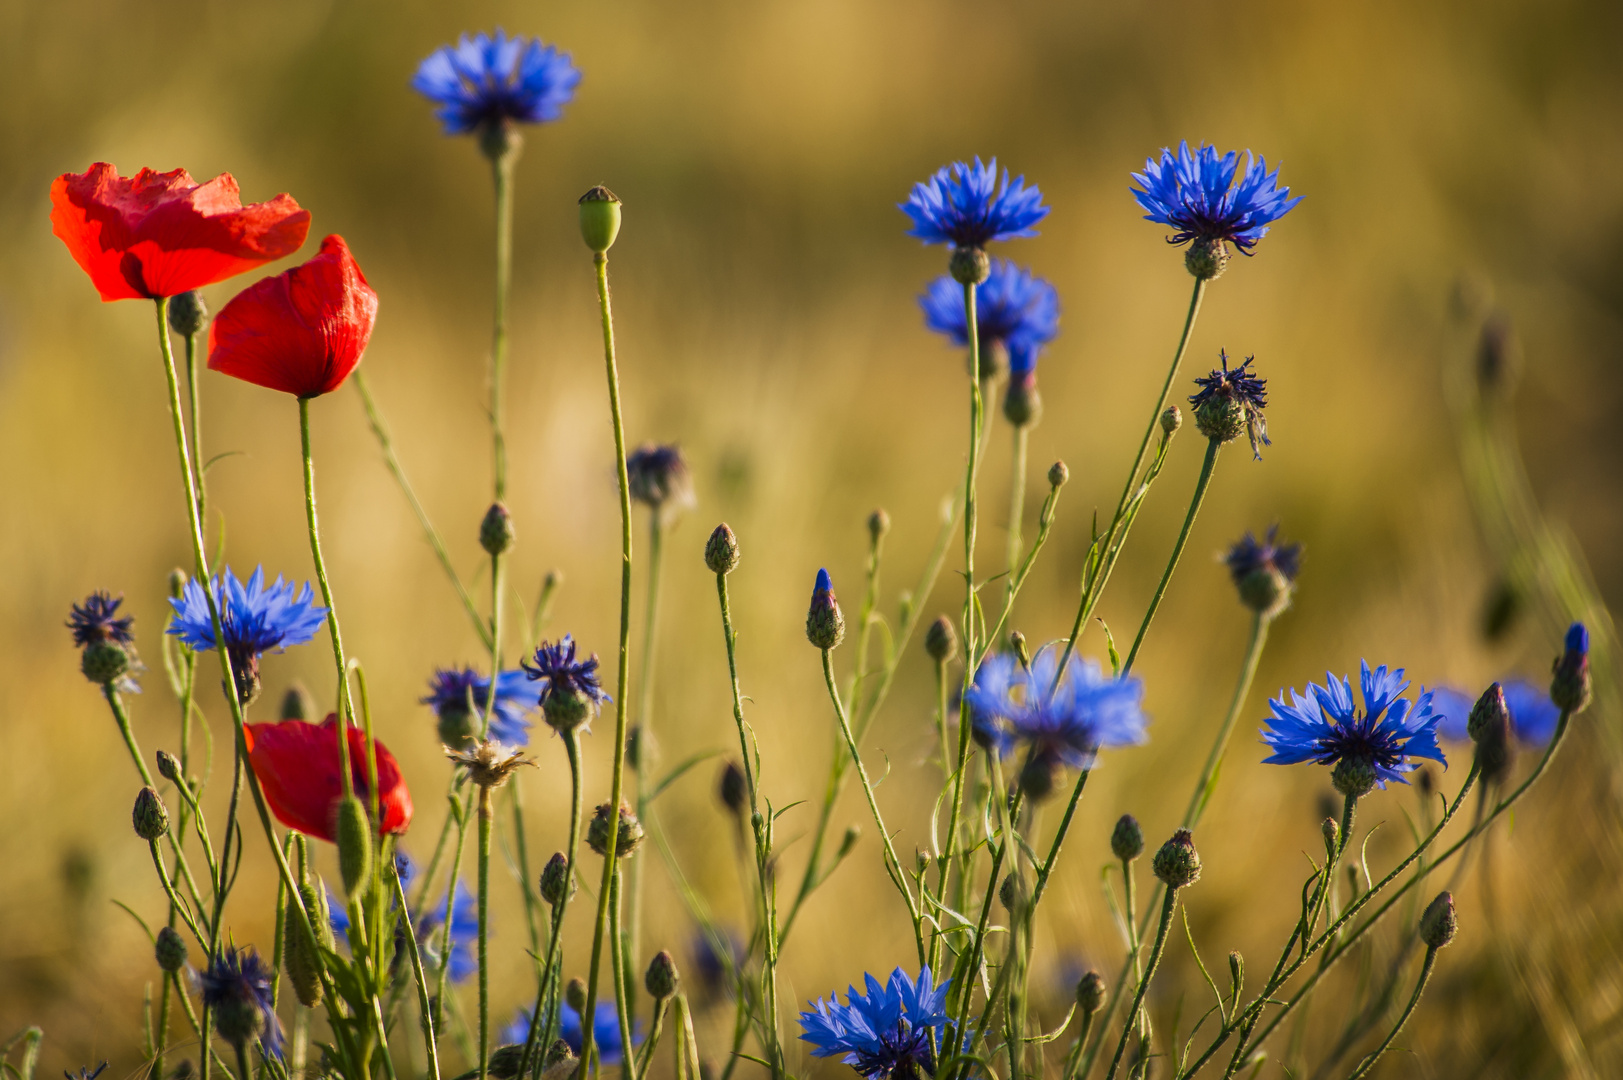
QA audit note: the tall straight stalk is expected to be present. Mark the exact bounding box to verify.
[582,248,636,1079]
[628,512,667,1016]
[1006,423,1029,608]
[297,398,360,773]
[1122,438,1221,674]
[489,146,514,501]
[478,787,494,1080]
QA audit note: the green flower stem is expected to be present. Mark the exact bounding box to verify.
[352,372,492,651]
[1105,889,1179,1080]
[636,998,671,1080]
[184,327,206,521]
[392,863,441,1080]
[1006,423,1029,608]
[510,783,544,959]
[433,795,474,1034]
[298,396,359,792]
[477,786,494,1080]
[234,1038,253,1080]
[610,866,636,1073]
[147,841,206,946]
[976,472,1066,668]
[1053,278,1207,684]
[1345,948,1438,1080]
[1122,858,1146,1042]
[958,277,986,750]
[942,835,1007,1080]
[628,511,668,1019]
[1122,437,1221,675]
[820,648,925,962]
[490,148,514,501]
[582,248,636,1080]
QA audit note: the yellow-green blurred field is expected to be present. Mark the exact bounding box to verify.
[2,0,1621,1077]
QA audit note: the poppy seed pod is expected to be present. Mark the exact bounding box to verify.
[705,524,741,575]
[133,786,170,841]
[579,186,622,253]
[1152,828,1202,889]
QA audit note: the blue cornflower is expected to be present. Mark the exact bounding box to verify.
[799,966,952,1080]
[919,259,1061,374]
[1190,350,1270,459]
[67,592,134,647]
[64,1065,107,1080]
[1224,525,1302,615]
[502,1002,638,1066]
[167,566,327,704]
[627,443,697,519]
[416,880,480,983]
[901,158,1049,249]
[1131,142,1301,260]
[964,651,1148,784]
[413,30,581,136]
[198,946,283,1058]
[692,926,748,998]
[423,667,542,746]
[1432,679,1560,748]
[523,635,610,732]
[1261,661,1447,795]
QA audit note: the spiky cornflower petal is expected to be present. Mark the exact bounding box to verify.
[798,967,952,1080]
[1131,142,1301,254]
[1432,678,1561,748]
[964,651,1149,770]
[197,946,283,1058]
[522,635,610,703]
[919,259,1061,374]
[901,158,1050,248]
[1261,661,1447,788]
[422,667,541,746]
[1224,525,1301,587]
[413,29,581,135]
[67,592,135,647]
[166,566,327,658]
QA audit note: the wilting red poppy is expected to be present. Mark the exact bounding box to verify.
[49,163,309,302]
[244,714,413,841]
[207,235,378,398]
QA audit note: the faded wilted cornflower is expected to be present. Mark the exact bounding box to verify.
[522,635,610,732]
[798,966,952,1080]
[1190,350,1270,459]
[68,592,141,688]
[167,566,327,706]
[1130,142,1301,279]
[422,666,541,747]
[197,946,283,1058]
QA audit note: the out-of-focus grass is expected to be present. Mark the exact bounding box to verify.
[0,0,1620,1076]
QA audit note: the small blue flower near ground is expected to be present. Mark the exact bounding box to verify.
[901,159,1049,248]
[919,259,1060,373]
[416,880,480,984]
[502,1001,639,1065]
[1432,679,1561,748]
[799,966,952,1080]
[1131,142,1301,255]
[1261,661,1446,788]
[197,946,283,1058]
[67,592,134,646]
[964,650,1149,769]
[423,667,542,746]
[414,30,581,135]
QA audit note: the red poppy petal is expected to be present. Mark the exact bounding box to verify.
[244,716,412,842]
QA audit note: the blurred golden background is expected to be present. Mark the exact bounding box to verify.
[1,0,1621,1076]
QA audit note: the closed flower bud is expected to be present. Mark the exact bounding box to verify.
[1467,683,1509,743]
[1185,237,1230,282]
[579,186,622,253]
[281,682,315,722]
[719,761,748,817]
[486,1045,529,1080]
[544,1040,577,1069]
[133,786,170,841]
[167,290,209,337]
[1047,460,1069,488]
[838,824,861,859]
[1227,951,1244,1000]
[1321,817,1339,861]
[806,568,845,650]
[924,616,957,663]
[156,750,182,784]
[705,524,741,575]
[646,949,680,1000]
[168,568,189,600]
[155,925,189,973]
[1010,631,1032,670]
[949,245,991,286]
[587,802,644,859]
[998,872,1026,914]
[540,852,574,907]
[1110,814,1144,862]
[867,508,891,544]
[1152,828,1201,889]
[565,977,589,1012]
[626,726,643,771]
[480,502,516,557]
[82,640,131,685]
[1419,891,1458,949]
[1468,681,1515,781]
[543,688,593,732]
[1551,622,1591,714]
[1331,756,1377,800]
[285,882,332,1007]
[1076,971,1107,1016]
[336,795,374,897]
[1160,405,1182,435]
[1004,373,1042,428]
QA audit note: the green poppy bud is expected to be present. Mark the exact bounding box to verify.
[579,186,622,253]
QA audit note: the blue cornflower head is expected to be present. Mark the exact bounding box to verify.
[198,946,283,1058]
[1224,524,1302,615]
[799,966,952,1080]
[523,635,610,732]
[67,592,134,647]
[965,652,1148,786]
[1130,142,1301,273]
[1261,661,1447,796]
[417,880,479,983]
[167,566,327,704]
[627,443,697,519]
[901,158,1049,250]
[413,29,581,136]
[502,1002,638,1066]
[1190,350,1270,459]
[1432,679,1560,748]
[423,667,542,746]
[64,1065,107,1080]
[693,926,748,997]
[919,259,1061,374]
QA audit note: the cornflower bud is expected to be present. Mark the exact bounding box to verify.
[1331,756,1377,800]
[155,926,189,973]
[1419,891,1458,949]
[924,616,957,663]
[133,786,170,841]
[719,760,748,817]
[486,1045,528,1080]
[1017,752,1058,801]
[1152,828,1201,889]
[1185,237,1229,282]
[565,977,589,1012]
[1076,971,1107,1016]
[646,949,680,1000]
[1551,622,1591,715]
[281,682,315,721]
[805,568,845,650]
[1321,818,1340,862]
[1010,631,1032,670]
[1003,373,1042,428]
[167,568,189,600]
[156,750,182,784]
[1048,460,1069,488]
[705,524,741,575]
[540,853,574,907]
[1467,681,1515,781]
[867,509,891,544]
[168,290,209,337]
[587,802,644,859]
[480,502,516,557]
[1161,405,1182,435]
[82,641,132,685]
[579,186,622,253]
[1110,814,1144,862]
[998,872,1026,915]
[838,824,861,859]
[1227,951,1244,1000]
[949,245,991,286]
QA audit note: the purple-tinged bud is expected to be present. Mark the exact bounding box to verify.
[1468,682,1515,782]
[705,524,741,574]
[719,760,748,817]
[1111,814,1144,862]
[925,616,957,663]
[480,502,516,556]
[540,853,573,907]
[1076,971,1106,1016]
[1551,622,1591,714]
[1152,828,1201,889]
[867,509,891,544]
[646,949,680,1000]
[1419,891,1458,949]
[133,786,170,841]
[806,568,845,650]
[1003,372,1042,428]
[1161,405,1182,435]
[1047,460,1069,488]
[587,802,644,859]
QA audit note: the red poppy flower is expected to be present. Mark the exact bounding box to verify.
[207,235,378,398]
[244,714,413,841]
[49,163,310,302]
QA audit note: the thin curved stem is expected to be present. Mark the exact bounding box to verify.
[298,397,359,788]
[1123,438,1221,675]
[478,786,493,1080]
[393,862,441,1080]
[1105,890,1178,1080]
[1345,949,1437,1080]
[628,512,666,1020]
[1006,423,1029,609]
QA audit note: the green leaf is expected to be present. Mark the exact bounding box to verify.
[648,750,722,804]
[1098,619,1121,676]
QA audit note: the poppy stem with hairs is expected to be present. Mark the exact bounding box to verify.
[582,247,635,1080]
[298,397,358,794]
